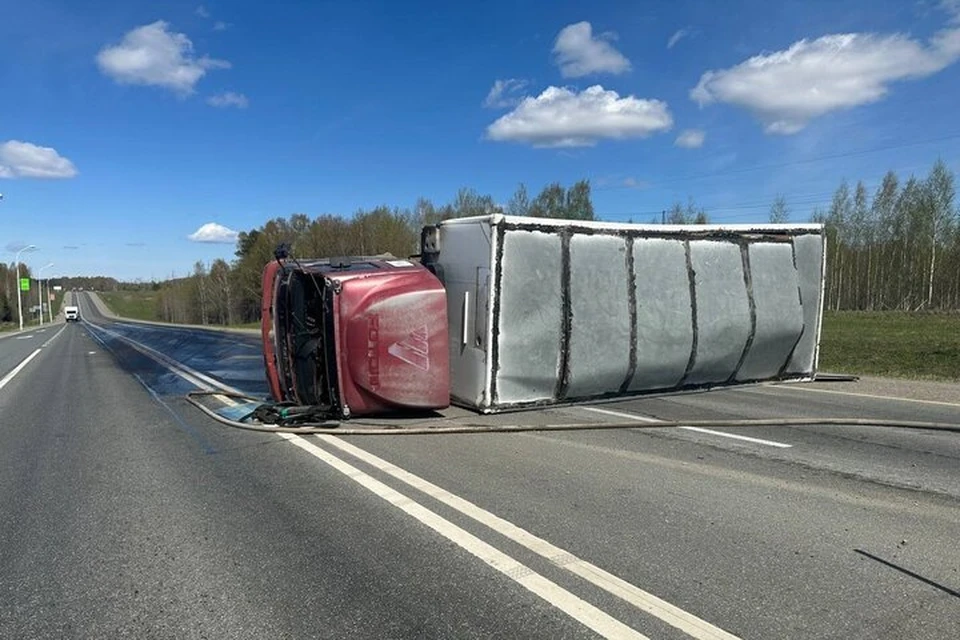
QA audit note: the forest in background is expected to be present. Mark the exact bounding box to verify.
[809,159,959,312]
[3,160,958,328]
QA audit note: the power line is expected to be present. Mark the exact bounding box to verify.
[595,158,958,223]
[596,190,837,220]
[595,132,960,190]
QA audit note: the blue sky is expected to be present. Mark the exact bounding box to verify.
[2,0,960,280]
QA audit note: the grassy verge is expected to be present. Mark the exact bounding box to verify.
[97,290,160,322]
[228,322,261,331]
[53,288,67,316]
[819,311,960,381]
[42,292,960,381]
[96,290,260,331]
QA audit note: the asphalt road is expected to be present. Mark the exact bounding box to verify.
[0,292,957,639]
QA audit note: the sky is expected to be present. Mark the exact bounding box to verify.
[2,0,960,281]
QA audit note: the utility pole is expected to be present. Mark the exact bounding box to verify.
[15,244,37,332]
[39,263,54,326]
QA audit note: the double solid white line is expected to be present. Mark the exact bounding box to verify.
[283,433,652,639]
[313,434,740,640]
[91,321,740,639]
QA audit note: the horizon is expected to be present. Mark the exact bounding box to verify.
[3,0,960,280]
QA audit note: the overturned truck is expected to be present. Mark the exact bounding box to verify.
[261,256,450,418]
[261,215,825,417]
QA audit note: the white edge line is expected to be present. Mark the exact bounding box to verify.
[0,349,42,391]
[83,322,243,413]
[83,319,240,395]
[282,433,649,640]
[42,324,68,348]
[679,427,792,449]
[764,383,960,409]
[81,317,678,638]
[86,322,209,389]
[580,406,792,448]
[78,315,736,638]
[0,325,67,392]
[319,434,741,640]
[581,406,662,423]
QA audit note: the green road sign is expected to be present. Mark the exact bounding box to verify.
[19,278,30,291]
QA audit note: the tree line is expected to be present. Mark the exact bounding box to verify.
[803,159,959,311]
[0,270,126,326]
[156,180,597,325]
[11,160,955,329]
[175,158,956,325]
[0,264,35,325]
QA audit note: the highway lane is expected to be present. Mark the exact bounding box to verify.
[0,291,957,638]
[77,292,267,396]
[567,385,960,498]
[0,324,63,386]
[1,311,617,638]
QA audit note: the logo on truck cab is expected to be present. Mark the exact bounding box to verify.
[388,325,430,371]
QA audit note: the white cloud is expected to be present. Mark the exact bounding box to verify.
[692,26,960,134]
[188,222,239,243]
[96,21,230,95]
[596,175,650,190]
[207,91,249,108]
[675,129,706,148]
[622,177,649,189]
[483,78,528,108]
[553,22,631,78]
[213,21,229,31]
[486,85,672,147]
[0,140,78,179]
[195,5,210,18]
[667,28,691,49]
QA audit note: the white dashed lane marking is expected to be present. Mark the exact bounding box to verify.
[579,406,793,448]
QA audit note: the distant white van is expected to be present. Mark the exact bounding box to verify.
[65,306,80,322]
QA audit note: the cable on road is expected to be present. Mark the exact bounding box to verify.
[812,374,861,382]
[186,391,960,436]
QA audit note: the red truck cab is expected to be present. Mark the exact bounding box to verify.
[261,257,450,418]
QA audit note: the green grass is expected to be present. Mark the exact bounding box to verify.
[97,290,160,322]
[96,291,260,330]
[56,292,960,382]
[819,311,960,381]
[227,321,261,330]
[52,289,67,316]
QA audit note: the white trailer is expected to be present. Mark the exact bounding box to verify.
[421,215,826,413]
